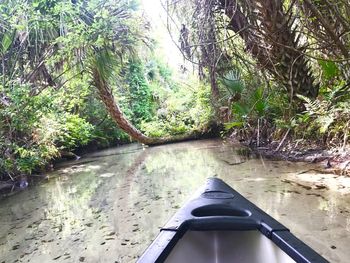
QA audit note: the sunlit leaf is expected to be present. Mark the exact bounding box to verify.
[1,33,12,54]
[224,121,244,130]
[318,115,334,134]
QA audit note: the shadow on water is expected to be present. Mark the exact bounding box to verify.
[0,139,349,262]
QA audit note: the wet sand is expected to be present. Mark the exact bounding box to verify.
[0,139,349,262]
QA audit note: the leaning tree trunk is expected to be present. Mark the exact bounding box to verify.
[218,0,319,100]
[92,67,199,145]
[92,67,153,144]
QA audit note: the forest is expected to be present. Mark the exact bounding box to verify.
[0,0,350,185]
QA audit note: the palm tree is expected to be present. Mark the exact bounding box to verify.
[90,48,198,145]
[89,48,154,144]
[83,2,198,145]
[218,0,318,100]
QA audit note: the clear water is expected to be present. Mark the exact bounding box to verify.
[0,139,349,262]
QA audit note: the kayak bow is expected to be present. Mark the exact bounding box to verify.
[138,178,328,263]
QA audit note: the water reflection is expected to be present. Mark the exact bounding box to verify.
[0,139,349,262]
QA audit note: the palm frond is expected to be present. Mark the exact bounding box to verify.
[219,70,244,94]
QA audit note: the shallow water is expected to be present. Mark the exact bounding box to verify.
[0,139,349,263]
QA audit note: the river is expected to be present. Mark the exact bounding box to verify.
[0,139,349,262]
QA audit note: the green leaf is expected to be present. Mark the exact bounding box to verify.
[318,115,334,134]
[224,121,244,130]
[253,87,263,100]
[318,60,339,79]
[255,100,266,116]
[232,102,248,116]
[296,94,312,104]
[220,70,244,94]
[1,33,12,54]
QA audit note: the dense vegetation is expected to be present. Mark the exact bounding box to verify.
[1,0,350,186]
[0,0,213,184]
[168,0,350,149]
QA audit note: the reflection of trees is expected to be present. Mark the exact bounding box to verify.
[43,171,102,237]
[138,146,222,202]
[44,149,148,235]
[118,149,150,213]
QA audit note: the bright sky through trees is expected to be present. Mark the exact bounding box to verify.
[140,0,183,70]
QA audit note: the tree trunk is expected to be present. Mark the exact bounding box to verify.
[92,67,153,144]
[209,68,220,102]
[218,0,319,100]
[92,67,199,145]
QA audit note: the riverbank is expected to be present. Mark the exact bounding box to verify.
[252,141,350,174]
[233,137,350,194]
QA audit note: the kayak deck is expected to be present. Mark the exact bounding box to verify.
[138,178,328,263]
[165,230,295,263]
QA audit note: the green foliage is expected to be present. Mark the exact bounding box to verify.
[318,60,339,80]
[145,59,173,84]
[219,70,244,94]
[224,121,244,130]
[125,60,154,124]
[220,68,269,135]
[141,74,214,137]
[294,82,350,145]
[0,32,12,55]
[56,114,94,150]
[0,0,145,178]
[0,83,95,176]
[82,92,130,147]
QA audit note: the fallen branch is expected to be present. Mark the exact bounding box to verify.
[275,128,290,152]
